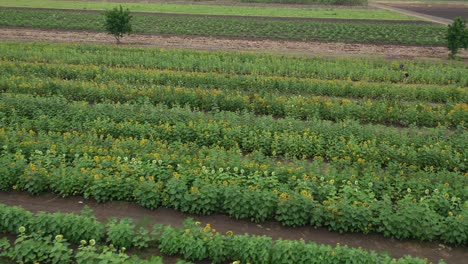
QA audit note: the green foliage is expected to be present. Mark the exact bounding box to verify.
[0,205,33,234]
[440,205,468,245]
[0,42,466,247]
[320,186,378,234]
[28,208,105,244]
[0,228,72,264]
[17,161,49,195]
[0,206,450,263]
[155,218,436,264]
[0,8,446,46]
[446,17,468,59]
[50,166,89,197]
[1,42,466,86]
[75,242,129,264]
[275,191,315,227]
[223,185,277,223]
[132,227,151,249]
[229,234,273,263]
[379,195,443,241]
[106,218,136,249]
[133,179,163,209]
[181,179,222,215]
[0,209,165,264]
[104,5,132,44]
[0,151,26,191]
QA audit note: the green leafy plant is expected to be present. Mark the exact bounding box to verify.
[446,17,468,59]
[275,191,315,227]
[182,180,221,215]
[0,227,72,264]
[133,179,163,209]
[75,240,129,264]
[0,205,33,234]
[106,218,135,249]
[27,207,105,244]
[223,185,277,223]
[132,227,151,249]
[104,5,132,44]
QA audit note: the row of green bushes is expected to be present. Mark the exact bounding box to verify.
[1,123,465,201]
[1,42,466,86]
[0,206,180,263]
[2,94,465,172]
[2,74,466,128]
[3,60,465,103]
[0,130,465,244]
[0,204,443,263]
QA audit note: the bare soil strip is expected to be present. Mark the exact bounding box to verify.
[0,191,467,264]
[2,27,467,60]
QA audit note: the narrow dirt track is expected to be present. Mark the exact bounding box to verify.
[2,27,467,60]
[1,191,467,264]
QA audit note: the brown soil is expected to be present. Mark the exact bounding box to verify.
[0,191,467,264]
[378,2,468,19]
[2,27,467,60]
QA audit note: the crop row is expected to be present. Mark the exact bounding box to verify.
[0,108,466,243]
[0,205,182,264]
[0,8,446,46]
[0,0,401,18]
[2,75,466,128]
[1,42,467,86]
[2,60,465,103]
[2,94,466,172]
[1,122,465,200]
[0,131,465,244]
[0,205,439,264]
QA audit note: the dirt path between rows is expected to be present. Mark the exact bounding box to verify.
[0,191,467,264]
[2,27,467,60]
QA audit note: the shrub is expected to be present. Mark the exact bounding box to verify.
[104,5,132,44]
[446,17,468,59]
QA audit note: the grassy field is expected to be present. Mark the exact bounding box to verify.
[0,8,445,46]
[0,0,418,20]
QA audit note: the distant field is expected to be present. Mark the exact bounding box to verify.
[0,0,418,20]
[0,8,445,46]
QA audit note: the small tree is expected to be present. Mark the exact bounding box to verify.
[446,17,468,59]
[104,5,132,44]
